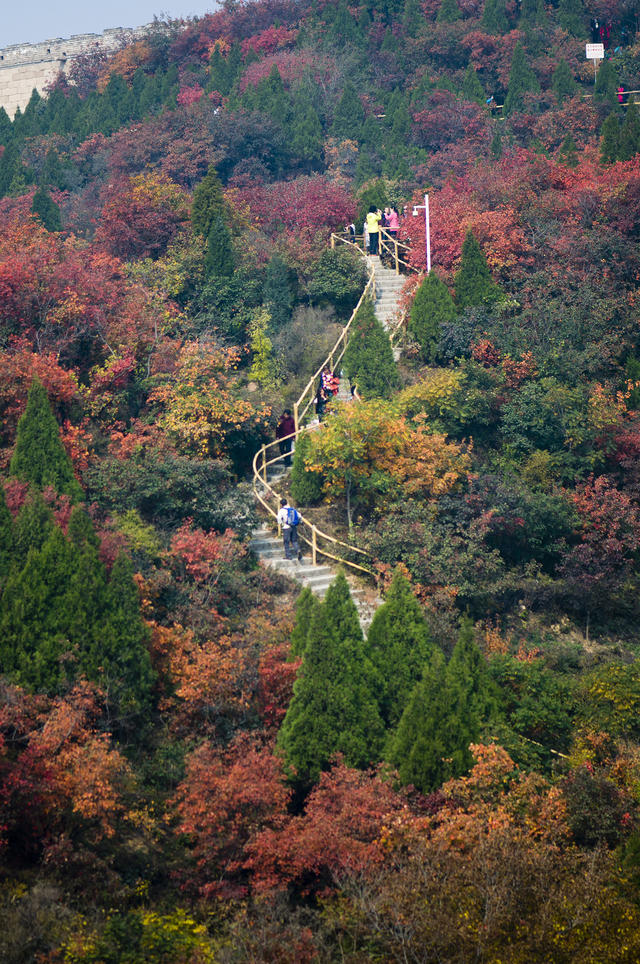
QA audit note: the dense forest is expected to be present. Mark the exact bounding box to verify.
[3,0,640,959]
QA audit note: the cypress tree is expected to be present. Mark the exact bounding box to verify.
[264,253,294,330]
[600,112,620,164]
[192,164,227,238]
[278,570,383,785]
[552,59,577,105]
[205,217,234,278]
[31,187,62,232]
[42,148,66,190]
[558,133,578,167]
[255,66,289,119]
[332,82,365,141]
[403,0,422,35]
[0,107,12,146]
[386,649,451,792]
[462,64,486,105]
[519,0,546,26]
[330,0,364,44]
[290,586,321,657]
[290,431,324,506]
[289,91,323,168]
[491,122,503,158]
[437,0,461,21]
[594,59,620,110]
[367,568,433,729]
[342,297,399,399]
[618,96,640,161]
[409,271,456,363]
[503,42,540,116]
[10,379,82,501]
[454,229,501,309]
[12,486,54,569]
[558,0,585,36]
[481,0,510,34]
[0,484,13,583]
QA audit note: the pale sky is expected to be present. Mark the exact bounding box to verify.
[2,1,219,48]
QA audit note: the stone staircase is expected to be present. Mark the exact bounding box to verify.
[250,252,408,632]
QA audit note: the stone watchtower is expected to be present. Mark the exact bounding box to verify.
[0,26,154,118]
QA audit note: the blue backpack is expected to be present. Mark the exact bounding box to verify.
[287,506,301,526]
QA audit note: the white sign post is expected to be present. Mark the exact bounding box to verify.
[586,43,605,82]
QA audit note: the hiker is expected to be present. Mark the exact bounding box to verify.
[275,409,296,466]
[316,384,328,421]
[363,217,369,252]
[366,205,381,255]
[277,497,302,561]
[346,222,356,239]
[386,206,400,239]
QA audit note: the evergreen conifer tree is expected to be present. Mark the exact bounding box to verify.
[205,217,234,278]
[366,568,433,728]
[10,379,82,501]
[462,64,486,105]
[0,107,12,145]
[481,0,509,34]
[264,253,294,330]
[255,66,289,119]
[343,297,399,399]
[558,133,578,167]
[600,112,621,164]
[402,0,422,35]
[290,586,321,657]
[437,0,461,22]
[278,571,383,785]
[519,0,546,26]
[0,484,14,583]
[330,0,365,43]
[192,164,227,238]
[42,148,66,190]
[31,187,62,232]
[503,42,540,116]
[290,431,324,506]
[12,486,54,570]
[386,649,451,791]
[409,271,456,363]
[558,0,585,36]
[594,59,620,109]
[331,82,365,141]
[618,96,640,161]
[552,59,577,105]
[491,122,503,158]
[454,230,501,309]
[289,91,323,168]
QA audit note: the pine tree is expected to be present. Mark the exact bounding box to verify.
[290,586,321,657]
[255,66,289,119]
[289,91,323,169]
[402,0,422,35]
[619,96,640,161]
[42,148,66,190]
[97,552,154,722]
[264,253,294,330]
[0,484,14,583]
[386,649,451,792]
[367,568,433,728]
[594,59,620,110]
[462,64,486,105]
[558,0,585,36]
[12,486,54,570]
[332,82,365,141]
[192,164,227,238]
[291,431,324,506]
[31,187,62,232]
[409,271,456,363]
[491,122,503,158]
[503,42,540,116]
[0,107,12,146]
[330,0,365,44]
[278,570,383,785]
[437,0,460,22]
[519,0,546,26]
[600,112,621,164]
[552,59,577,105]
[481,0,509,34]
[205,217,234,278]
[558,133,578,167]
[454,229,501,309]
[342,297,399,399]
[10,379,82,501]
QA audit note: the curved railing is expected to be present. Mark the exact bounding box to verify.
[251,228,415,579]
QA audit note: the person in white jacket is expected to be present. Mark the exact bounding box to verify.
[277,498,302,561]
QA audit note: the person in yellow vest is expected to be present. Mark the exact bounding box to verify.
[366,206,381,255]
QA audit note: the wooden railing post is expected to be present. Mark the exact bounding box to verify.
[261,445,267,483]
[331,234,335,250]
[312,526,317,566]
[394,239,399,274]
[293,401,299,435]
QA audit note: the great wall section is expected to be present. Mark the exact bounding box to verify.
[0,26,155,118]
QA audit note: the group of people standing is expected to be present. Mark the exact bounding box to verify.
[364,205,400,256]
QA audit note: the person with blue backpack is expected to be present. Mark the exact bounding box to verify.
[277,497,302,561]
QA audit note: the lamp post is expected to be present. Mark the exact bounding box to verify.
[412,193,431,273]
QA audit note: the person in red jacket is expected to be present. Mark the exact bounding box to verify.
[275,409,296,466]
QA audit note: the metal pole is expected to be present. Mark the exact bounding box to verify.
[425,193,431,273]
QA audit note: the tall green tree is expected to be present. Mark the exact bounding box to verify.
[31,187,62,231]
[9,378,82,501]
[462,64,486,105]
[331,82,365,141]
[409,271,456,363]
[0,484,14,583]
[289,90,323,168]
[618,97,640,161]
[367,568,433,728]
[552,60,577,105]
[343,297,399,399]
[594,59,620,110]
[454,230,501,309]
[205,217,234,277]
[278,571,383,785]
[558,0,585,35]
[503,42,540,116]
[290,586,321,657]
[481,0,509,34]
[191,164,227,238]
[291,430,324,506]
[264,253,294,330]
[12,487,54,570]
[437,0,460,22]
[600,112,621,164]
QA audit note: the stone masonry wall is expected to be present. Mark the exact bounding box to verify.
[0,26,155,118]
